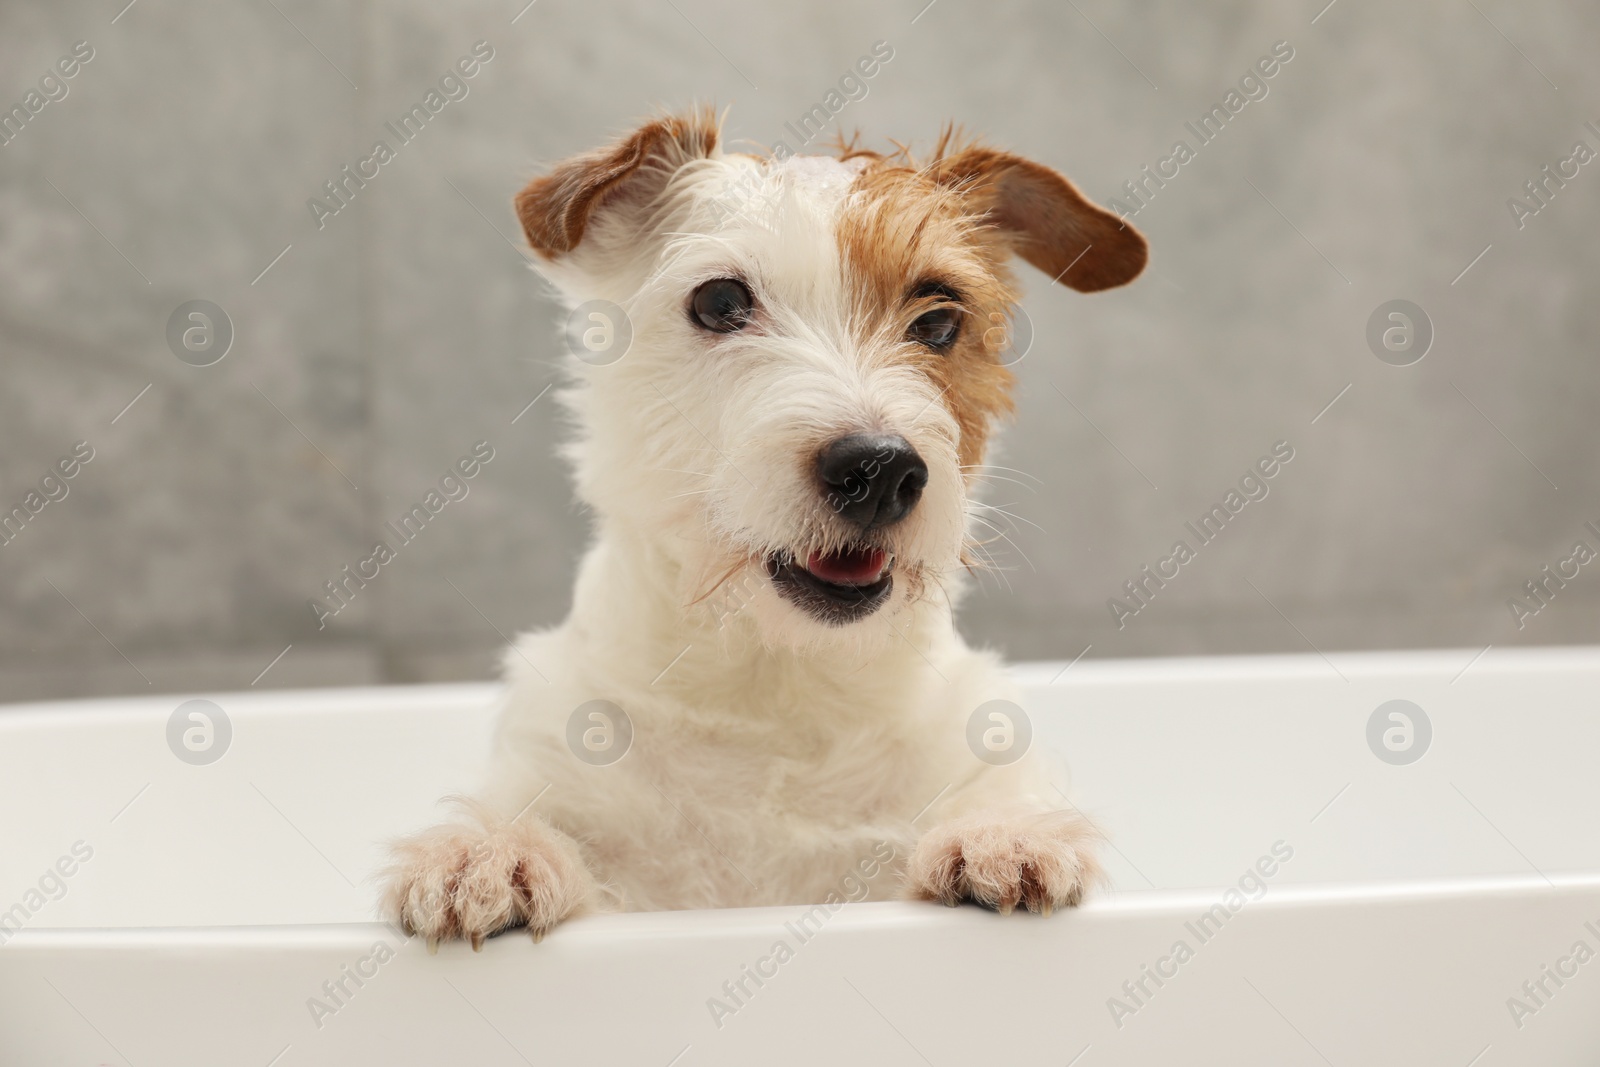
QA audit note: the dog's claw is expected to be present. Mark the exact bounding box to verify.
[470,932,485,952]
[426,937,440,955]
[1039,902,1054,918]
[530,925,546,944]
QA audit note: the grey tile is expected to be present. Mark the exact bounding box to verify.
[0,0,370,687]
[3,0,1599,701]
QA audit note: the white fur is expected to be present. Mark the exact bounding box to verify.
[382,138,1101,943]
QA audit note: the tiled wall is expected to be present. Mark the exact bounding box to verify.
[3,0,1596,700]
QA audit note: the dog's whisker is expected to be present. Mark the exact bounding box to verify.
[963,471,1038,492]
[967,514,1011,539]
[685,555,758,609]
[969,500,1045,534]
[960,463,1044,486]
[968,515,1035,574]
[962,530,1020,585]
[959,540,992,571]
[650,467,716,478]
[963,537,1017,593]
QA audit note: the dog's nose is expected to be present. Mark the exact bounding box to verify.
[816,433,929,530]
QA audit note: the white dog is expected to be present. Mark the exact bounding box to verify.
[383,109,1146,947]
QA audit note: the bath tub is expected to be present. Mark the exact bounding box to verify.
[2,647,1597,1065]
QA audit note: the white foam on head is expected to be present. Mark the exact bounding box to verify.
[777,153,869,196]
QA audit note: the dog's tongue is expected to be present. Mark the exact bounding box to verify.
[805,547,888,586]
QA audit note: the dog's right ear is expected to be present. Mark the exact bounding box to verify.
[515,111,721,261]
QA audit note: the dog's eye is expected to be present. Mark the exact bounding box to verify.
[690,279,755,333]
[907,307,961,350]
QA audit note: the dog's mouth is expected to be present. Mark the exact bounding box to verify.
[766,545,894,625]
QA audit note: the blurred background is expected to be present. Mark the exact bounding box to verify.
[2,0,1596,701]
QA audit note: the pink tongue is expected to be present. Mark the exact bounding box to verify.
[806,548,887,585]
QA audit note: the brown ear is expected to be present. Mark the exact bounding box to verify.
[931,146,1147,292]
[515,110,720,259]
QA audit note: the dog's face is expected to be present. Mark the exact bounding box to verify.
[516,111,1145,650]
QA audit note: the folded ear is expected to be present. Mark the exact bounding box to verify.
[515,110,721,260]
[931,145,1147,292]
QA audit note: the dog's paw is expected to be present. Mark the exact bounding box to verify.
[906,808,1104,914]
[381,800,595,948]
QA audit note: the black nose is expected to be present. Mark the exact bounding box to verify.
[816,433,929,530]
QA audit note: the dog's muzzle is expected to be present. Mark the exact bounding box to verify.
[763,434,926,626]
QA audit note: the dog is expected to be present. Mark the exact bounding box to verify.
[382,108,1146,947]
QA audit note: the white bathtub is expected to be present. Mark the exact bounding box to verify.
[2,647,1597,1065]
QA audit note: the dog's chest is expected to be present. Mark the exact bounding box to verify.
[542,721,935,908]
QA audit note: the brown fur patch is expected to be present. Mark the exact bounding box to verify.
[834,150,1020,471]
[832,128,1146,471]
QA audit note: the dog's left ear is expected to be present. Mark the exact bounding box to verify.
[931,146,1147,292]
[516,110,720,261]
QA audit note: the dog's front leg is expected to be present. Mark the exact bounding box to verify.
[381,799,599,949]
[906,806,1105,915]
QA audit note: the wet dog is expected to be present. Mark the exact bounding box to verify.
[382,109,1146,946]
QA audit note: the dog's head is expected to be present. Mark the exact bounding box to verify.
[517,109,1144,649]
